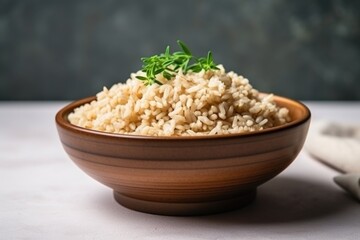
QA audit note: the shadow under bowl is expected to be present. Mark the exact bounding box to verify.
[55,94,311,216]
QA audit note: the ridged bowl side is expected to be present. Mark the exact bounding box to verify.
[56,95,310,215]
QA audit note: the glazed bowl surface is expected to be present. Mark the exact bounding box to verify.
[55,94,310,215]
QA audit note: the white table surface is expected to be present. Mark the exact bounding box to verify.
[1,101,359,240]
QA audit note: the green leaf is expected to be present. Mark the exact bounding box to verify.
[154,80,163,85]
[136,76,147,80]
[173,51,186,56]
[207,51,212,64]
[163,60,174,67]
[135,40,218,86]
[163,71,172,80]
[181,59,189,73]
[188,64,202,72]
[177,40,192,56]
[165,46,170,57]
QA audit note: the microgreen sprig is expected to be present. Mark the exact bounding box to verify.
[136,40,219,85]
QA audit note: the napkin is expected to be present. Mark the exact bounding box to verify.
[305,121,360,201]
[334,174,360,200]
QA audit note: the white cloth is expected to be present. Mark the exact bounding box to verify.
[305,121,360,201]
[334,174,360,201]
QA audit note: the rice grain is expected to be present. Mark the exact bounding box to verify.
[68,65,291,136]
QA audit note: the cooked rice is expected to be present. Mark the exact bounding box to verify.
[68,65,291,136]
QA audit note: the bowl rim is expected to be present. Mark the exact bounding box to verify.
[55,93,311,141]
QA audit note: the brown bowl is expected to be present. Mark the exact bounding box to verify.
[55,94,310,216]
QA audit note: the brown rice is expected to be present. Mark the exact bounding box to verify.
[68,65,291,136]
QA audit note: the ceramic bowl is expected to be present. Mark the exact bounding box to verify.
[56,94,310,216]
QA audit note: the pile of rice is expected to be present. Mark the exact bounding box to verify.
[68,65,290,136]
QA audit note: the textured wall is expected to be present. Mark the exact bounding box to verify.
[1,0,359,100]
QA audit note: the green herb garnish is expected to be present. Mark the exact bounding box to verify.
[136,40,219,85]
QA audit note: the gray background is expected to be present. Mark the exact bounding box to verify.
[1,0,359,100]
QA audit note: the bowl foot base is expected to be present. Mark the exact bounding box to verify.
[113,190,256,216]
